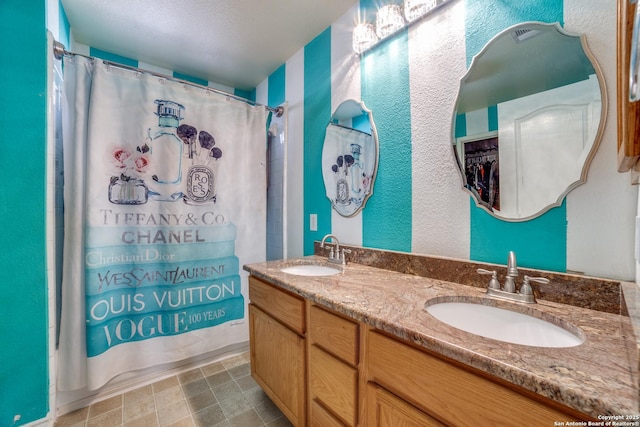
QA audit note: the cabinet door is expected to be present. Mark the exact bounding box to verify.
[617,0,640,172]
[366,383,445,427]
[249,304,306,426]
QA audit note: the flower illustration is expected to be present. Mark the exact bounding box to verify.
[111,144,150,180]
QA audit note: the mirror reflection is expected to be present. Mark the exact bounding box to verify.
[452,22,606,221]
[322,99,379,217]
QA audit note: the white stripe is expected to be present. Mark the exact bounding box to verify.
[409,0,470,258]
[285,48,305,258]
[331,4,364,246]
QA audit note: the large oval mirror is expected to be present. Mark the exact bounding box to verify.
[322,99,379,217]
[451,22,606,221]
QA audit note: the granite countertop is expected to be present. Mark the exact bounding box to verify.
[243,255,640,419]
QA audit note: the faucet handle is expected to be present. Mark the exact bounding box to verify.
[520,275,550,295]
[340,248,351,264]
[477,269,501,289]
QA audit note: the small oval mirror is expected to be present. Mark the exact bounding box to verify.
[451,22,607,221]
[322,99,379,217]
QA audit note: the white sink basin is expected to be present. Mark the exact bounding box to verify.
[425,301,583,348]
[280,264,341,277]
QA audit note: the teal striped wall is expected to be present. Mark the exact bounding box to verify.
[58,0,70,48]
[1,1,49,424]
[360,23,413,252]
[89,47,257,105]
[298,0,572,270]
[89,47,137,67]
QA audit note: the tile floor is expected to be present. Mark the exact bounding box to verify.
[54,352,293,427]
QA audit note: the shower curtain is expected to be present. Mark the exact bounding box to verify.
[58,56,269,391]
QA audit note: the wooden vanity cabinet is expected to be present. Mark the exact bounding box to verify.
[248,277,306,426]
[365,330,592,426]
[248,277,361,427]
[248,275,593,426]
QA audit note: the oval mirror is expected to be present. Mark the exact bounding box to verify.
[322,99,379,217]
[451,22,607,221]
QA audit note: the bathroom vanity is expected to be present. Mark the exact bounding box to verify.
[244,252,639,426]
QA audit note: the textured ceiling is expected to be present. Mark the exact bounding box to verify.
[61,0,358,90]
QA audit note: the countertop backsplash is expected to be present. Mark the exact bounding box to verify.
[313,242,625,315]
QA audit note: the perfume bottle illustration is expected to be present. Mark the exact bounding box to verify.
[183,130,222,205]
[349,143,364,200]
[107,146,150,205]
[332,154,354,206]
[108,176,148,205]
[147,100,185,201]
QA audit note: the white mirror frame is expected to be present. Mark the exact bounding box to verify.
[451,22,608,222]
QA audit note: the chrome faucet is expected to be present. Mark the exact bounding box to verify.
[503,250,519,293]
[320,234,350,265]
[477,251,549,304]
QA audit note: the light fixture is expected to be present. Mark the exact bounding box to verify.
[404,0,437,22]
[376,5,405,39]
[352,23,379,54]
[353,0,448,55]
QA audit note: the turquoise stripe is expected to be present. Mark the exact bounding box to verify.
[304,28,333,255]
[1,1,49,423]
[352,113,371,133]
[465,0,564,67]
[90,47,138,67]
[173,72,208,87]
[360,0,412,252]
[58,0,70,48]
[455,113,467,138]
[234,88,255,102]
[466,0,566,272]
[470,200,567,272]
[268,64,286,107]
[488,105,498,132]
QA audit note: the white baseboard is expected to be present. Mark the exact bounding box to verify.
[17,416,52,427]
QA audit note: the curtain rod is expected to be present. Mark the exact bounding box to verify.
[330,123,372,137]
[52,40,284,117]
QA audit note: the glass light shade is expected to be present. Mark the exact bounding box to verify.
[376,5,405,39]
[352,23,378,54]
[404,0,437,22]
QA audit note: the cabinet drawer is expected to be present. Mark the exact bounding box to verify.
[249,276,305,334]
[310,344,358,427]
[310,399,346,427]
[367,330,582,426]
[309,305,358,366]
[366,383,445,427]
